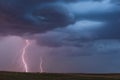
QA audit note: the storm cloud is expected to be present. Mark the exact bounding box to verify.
[34,0,120,48]
[0,0,75,35]
[0,0,120,39]
[1,0,120,55]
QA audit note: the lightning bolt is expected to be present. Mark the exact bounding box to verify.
[21,40,30,72]
[40,57,44,73]
[21,39,45,73]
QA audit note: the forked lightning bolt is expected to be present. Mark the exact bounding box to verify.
[21,40,30,72]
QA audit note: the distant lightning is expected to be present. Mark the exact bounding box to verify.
[21,40,30,72]
[40,57,44,73]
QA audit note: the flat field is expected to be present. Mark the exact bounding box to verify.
[0,71,120,80]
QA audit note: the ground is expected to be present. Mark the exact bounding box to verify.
[0,71,120,80]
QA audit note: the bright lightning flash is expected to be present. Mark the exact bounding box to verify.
[22,40,30,72]
[40,57,44,73]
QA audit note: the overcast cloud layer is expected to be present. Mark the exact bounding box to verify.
[0,0,120,73]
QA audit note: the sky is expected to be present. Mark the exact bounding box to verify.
[0,0,120,73]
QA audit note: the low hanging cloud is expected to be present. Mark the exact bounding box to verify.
[36,20,104,47]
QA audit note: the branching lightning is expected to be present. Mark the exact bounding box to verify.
[21,40,30,72]
[40,57,44,73]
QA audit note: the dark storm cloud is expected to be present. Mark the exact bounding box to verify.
[35,19,104,47]
[1,0,120,53]
[69,1,120,23]
[0,0,75,35]
[35,0,120,50]
[1,0,120,39]
[66,0,120,39]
